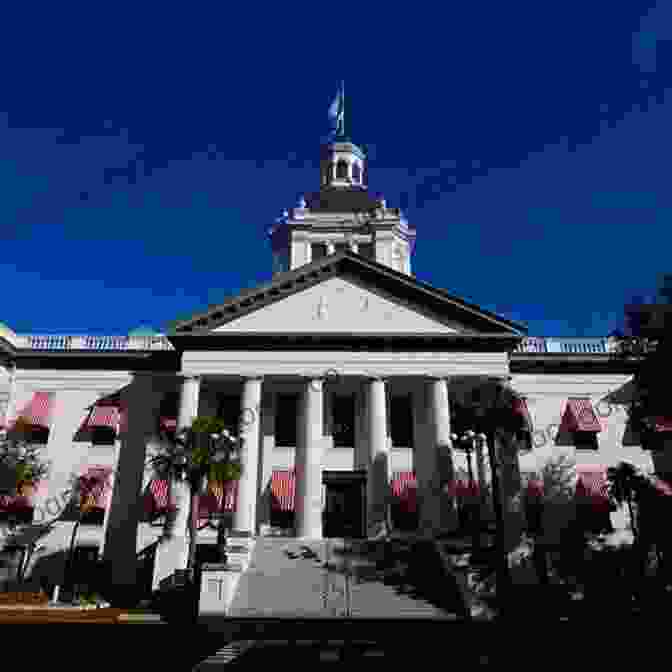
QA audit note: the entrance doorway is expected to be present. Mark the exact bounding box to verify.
[322,470,366,538]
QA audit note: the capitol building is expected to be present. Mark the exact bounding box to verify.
[0,125,663,597]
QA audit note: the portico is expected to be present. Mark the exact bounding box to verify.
[152,342,516,539]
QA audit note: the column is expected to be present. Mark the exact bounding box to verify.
[177,375,201,433]
[256,391,275,535]
[366,376,390,537]
[103,373,163,603]
[3,364,16,432]
[420,376,458,536]
[353,382,368,471]
[295,378,324,539]
[326,241,335,255]
[232,377,263,533]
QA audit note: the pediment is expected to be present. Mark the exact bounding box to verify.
[171,252,526,337]
[213,276,461,334]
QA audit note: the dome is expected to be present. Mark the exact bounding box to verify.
[0,322,16,338]
[128,325,157,337]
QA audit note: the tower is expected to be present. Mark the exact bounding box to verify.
[268,97,416,276]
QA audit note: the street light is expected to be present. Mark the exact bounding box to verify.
[451,430,480,553]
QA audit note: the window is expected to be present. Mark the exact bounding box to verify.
[336,160,348,179]
[390,395,413,448]
[80,508,105,525]
[358,242,374,259]
[275,394,298,446]
[91,427,116,446]
[0,507,33,525]
[334,242,348,255]
[311,243,327,261]
[332,395,355,448]
[21,426,49,445]
[352,162,361,183]
[574,432,599,450]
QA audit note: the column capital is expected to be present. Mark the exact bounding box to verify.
[241,375,264,383]
[364,375,387,383]
[424,374,450,383]
[178,374,201,382]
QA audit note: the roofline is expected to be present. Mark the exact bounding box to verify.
[171,251,528,335]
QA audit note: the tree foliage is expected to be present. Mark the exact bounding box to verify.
[0,424,51,496]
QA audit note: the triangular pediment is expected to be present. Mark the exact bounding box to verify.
[171,252,527,337]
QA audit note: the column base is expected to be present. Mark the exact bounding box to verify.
[152,537,190,593]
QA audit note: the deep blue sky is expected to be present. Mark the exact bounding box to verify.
[1,2,670,337]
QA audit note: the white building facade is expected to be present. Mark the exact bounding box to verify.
[0,135,665,595]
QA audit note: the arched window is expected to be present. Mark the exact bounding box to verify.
[351,162,361,183]
[336,160,348,179]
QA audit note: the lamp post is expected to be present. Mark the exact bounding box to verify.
[451,430,480,554]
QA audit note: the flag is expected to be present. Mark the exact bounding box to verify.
[327,82,344,139]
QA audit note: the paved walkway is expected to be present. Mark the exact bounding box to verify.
[228,537,464,619]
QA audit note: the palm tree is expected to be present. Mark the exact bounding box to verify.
[148,416,241,573]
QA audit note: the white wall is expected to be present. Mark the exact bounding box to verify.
[511,373,652,475]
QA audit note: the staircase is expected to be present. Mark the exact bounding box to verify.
[226,536,474,619]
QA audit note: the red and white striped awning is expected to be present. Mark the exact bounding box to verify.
[78,466,113,509]
[652,416,672,432]
[446,478,480,499]
[199,480,238,516]
[561,398,602,432]
[5,392,55,429]
[0,492,33,512]
[391,471,417,513]
[525,479,545,498]
[159,417,177,432]
[271,469,296,512]
[146,479,170,513]
[85,406,120,430]
[575,465,610,512]
[511,396,533,432]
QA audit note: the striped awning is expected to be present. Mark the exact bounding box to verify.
[8,392,55,429]
[78,466,113,509]
[511,396,533,432]
[446,478,480,499]
[146,479,170,513]
[159,417,177,432]
[652,416,672,432]
[0,493,33,512]
[199,480,238,516]
[271,469,296,512]
[561,398,602,432]
[575,465,610,512]
[525,479,545,498]
[85,406,120,430]
[391,471,417,513]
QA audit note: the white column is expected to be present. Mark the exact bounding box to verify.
[366,376,390,537]
[295,378,324,539]
[177,375,201,433]
[354,383,368,471]
[420,376,457,536]
[103,373,163,598]
[232,377,263,534]
[256,391,275,535]
[3,364,16,430]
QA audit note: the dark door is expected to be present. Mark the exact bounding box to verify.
[323,472,366,538]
